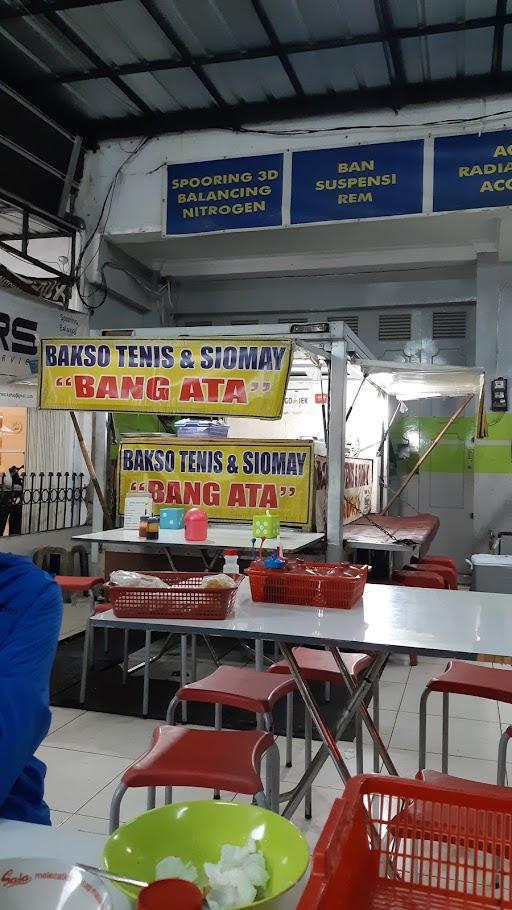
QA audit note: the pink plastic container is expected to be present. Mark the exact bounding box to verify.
[184,507,208,541]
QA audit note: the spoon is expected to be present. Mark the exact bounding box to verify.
[76,862,149,889]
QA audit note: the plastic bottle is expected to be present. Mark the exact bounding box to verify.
[222,548,239,574]
[184,507,208,541]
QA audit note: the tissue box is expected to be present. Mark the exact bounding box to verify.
[252,513,280,539]
[160,507,185,530]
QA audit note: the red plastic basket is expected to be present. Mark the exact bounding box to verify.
[299,774,512,910]
[106,572,243,620]
[245,561,368,609]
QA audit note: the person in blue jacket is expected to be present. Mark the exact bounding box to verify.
[0,553,62,824]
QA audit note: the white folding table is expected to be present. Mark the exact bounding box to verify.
[73,526,324,571]
[87,579,512,818]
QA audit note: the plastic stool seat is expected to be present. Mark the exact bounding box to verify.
[175,666,295,714]
[123,726,273,795]
[416,555,457,573]
[55,575,104,592]
[407,563,457,590]
[416,769,506,794]
[268,646,373,683]
[427,659,512,703]
[393,569,445,589]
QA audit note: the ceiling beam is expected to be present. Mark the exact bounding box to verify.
[492,0,508,75]
[373,0,407,94]
[87,71,512,142]
[22,11,512,88]
[41,8,151,114]
[250,0,304,96]
[137,0,229,112]
[0,0,123,19]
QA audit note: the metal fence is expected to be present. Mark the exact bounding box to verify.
[0,471,89,536]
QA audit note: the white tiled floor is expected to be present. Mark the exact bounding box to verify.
[43,655,510,848]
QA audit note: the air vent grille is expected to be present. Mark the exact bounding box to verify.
[378,312,412,341]
[433,311,467,339]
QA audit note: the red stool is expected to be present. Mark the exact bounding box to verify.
[420,660,512,778]
[108,726,279,832]
[414,555,457,574]
[405,562,457,590]
[166,666,295,802]
[393,569,445,589]
[268,647,376,818]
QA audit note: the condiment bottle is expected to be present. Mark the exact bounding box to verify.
[146,516,160,540]
[138,515,149,538]
[184,507,208,541]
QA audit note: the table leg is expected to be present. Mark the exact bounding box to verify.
[197,548,222,571]
[163,548,178,570]
[254,639,265,672]
[329,648,397,776]
[181,635,188,723]
[280,649,389,819]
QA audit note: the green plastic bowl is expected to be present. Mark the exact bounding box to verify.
[102,801,309,909]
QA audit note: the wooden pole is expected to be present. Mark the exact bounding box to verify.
[382,393,473,515]
[70,410,112,529]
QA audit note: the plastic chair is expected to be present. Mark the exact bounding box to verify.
[166,666,295,802]
[108,725,279,832]
[405,562,457,590]
[419,660,512,779]
[268,647,377,818]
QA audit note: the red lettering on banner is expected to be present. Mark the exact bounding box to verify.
[119,376,144,400]
[203,482,220,506]
[202,378,224,401]
[179,378,204,402]
[146,376,169,401]
[224,379,247,404]
[260,484,278,508]
[74,375,95,398]
[148,479,164,503]
[96,375,119,399]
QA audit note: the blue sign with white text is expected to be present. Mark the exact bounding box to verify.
[290,140,424,224]
[166,154,284,234]
[433,130,512,212]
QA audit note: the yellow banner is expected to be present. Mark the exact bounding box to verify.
[118,438,314,527]
[38,337,292,418]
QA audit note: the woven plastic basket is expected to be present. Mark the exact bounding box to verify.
[246,561,368,609]
[107,572,243,620]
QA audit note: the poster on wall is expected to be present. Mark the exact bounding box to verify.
[118,438,314,527]
[0,287,88,409]
[433,129,512,212]
[314,455,373,532]
[38,337,292,418]
[343,458,373,524]
[165,153,284,235]
[291,140,424,224]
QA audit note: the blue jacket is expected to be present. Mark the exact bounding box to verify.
[0,553,62,825]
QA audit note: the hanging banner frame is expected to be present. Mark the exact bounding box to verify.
[38,337,293,419]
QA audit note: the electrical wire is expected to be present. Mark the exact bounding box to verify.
[75,136,150,311]
[236,107,512,136]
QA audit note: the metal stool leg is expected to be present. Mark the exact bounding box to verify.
[304,705,312,820]
[214,703,222,800]
[147,787,156,810]
[142,631,151,717]
[79,615,92,704]
[164,786,173,804]
[497,728,510,786]
[442,692,449,774]
[122,630,129,685]
[166,695,180,725]
[372,678,380,773]
[355,711,364,774]
[191,634,198,682]
[103,628,109,654]
[285,692,293,768]
[109,782,127,833]
[267,741,280,812]
[181,636,188,724]
[418,688,431,771]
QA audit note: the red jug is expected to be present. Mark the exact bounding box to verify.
[184,507,208,541]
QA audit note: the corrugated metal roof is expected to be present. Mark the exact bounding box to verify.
[0,0,511,141]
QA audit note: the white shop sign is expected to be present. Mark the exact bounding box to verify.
[0,286,88,408]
